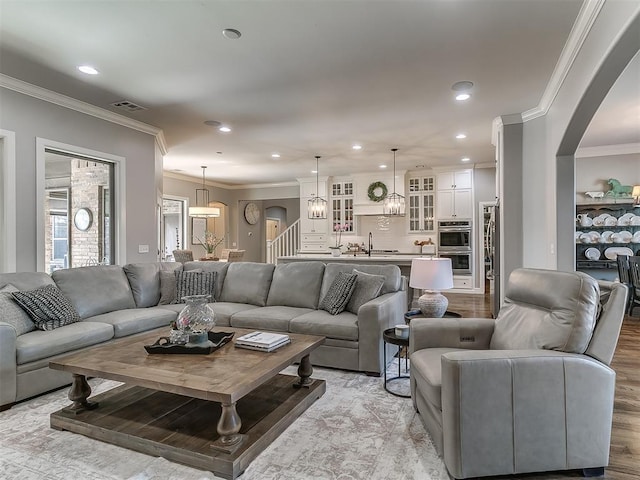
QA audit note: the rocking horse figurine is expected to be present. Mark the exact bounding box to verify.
[605,178,633,197]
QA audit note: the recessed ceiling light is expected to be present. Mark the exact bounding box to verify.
[219,126,231,133]
[461,157,471,162]
[204,120,221,127]
[78,65,98,75]
[352,144,362,150]
[271,153,281,158]
[379,165,387,169]
[222,28,242,39]
[452,81,473,101]
[455,133,467,139]
[311,170,318,174]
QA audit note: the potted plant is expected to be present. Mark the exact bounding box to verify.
[329,224,347,257]
[196,231,224,259]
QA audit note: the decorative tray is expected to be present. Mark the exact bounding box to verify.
[144,331,235,355]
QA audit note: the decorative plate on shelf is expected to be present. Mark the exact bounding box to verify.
[584,247,601,260]
[604,247,634,260]
[600,231,614,243]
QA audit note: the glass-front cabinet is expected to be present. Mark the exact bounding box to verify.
[331,181,354,233]
[408,176,435,232]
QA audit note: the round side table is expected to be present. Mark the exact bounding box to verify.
[404,309,462,323]
[383,328,410,398]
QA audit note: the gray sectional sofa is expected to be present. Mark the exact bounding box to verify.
[0,261,406,410]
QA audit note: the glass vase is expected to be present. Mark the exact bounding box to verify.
[176,295,215,343]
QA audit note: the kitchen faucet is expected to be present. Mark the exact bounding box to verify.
[368,232,373,257]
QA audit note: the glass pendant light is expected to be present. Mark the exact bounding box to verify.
[189,166,221,217]
[307,156,327,219]
[383,148,405,216]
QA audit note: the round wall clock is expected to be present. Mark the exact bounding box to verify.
[244,202,261,225]
[74,208,93,231]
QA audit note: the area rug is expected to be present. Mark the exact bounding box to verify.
[0,362,449,480]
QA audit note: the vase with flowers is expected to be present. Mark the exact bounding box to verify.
[329,223,347,257]
[196,231,224,259]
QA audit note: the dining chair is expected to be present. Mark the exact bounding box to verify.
[616,254,634,313]
[220,248,236,261]
[627,256,640,316]
[227,250,245,263]
[172,249,194,264]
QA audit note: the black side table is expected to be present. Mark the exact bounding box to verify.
[404,309,462,323]
[383,328,410,398]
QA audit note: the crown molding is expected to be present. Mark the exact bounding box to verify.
[0,74,167,155]
[575,142,640,158]
[521,0,605,122]
[164,171,298,190]
[475,162,496,169]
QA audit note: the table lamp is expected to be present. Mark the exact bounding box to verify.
[409,258,454,317]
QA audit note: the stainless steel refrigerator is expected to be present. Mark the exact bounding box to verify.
[484,201,500,317]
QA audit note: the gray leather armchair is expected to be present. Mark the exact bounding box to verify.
[409,268,627,479]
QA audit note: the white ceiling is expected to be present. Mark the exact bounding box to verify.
[1,0,635,186]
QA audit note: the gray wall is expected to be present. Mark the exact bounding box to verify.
[507,2,640,272]
[0,87,158,271]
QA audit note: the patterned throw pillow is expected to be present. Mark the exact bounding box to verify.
[11,284,81,331]
[173,270,216,304]
[319,272,358,315]
[0,284,36,335]
[346,269,385,315]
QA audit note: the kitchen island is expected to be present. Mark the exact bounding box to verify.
[278,254,432,308]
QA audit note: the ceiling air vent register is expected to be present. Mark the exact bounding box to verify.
[110,100,146,112]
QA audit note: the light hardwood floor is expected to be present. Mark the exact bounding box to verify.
[443,291,639,480]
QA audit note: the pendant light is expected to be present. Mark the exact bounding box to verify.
[383,148,405,216]
[307,155,327,219]
[188,166,221,217]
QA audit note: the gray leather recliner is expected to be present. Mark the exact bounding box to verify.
[409,268,627,479]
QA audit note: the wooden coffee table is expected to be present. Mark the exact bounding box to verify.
[49,327,325,479]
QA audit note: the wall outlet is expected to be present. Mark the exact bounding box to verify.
[138,244,149,253]
[232,242,237,247]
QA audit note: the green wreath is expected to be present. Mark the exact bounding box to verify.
[367,181,388,202]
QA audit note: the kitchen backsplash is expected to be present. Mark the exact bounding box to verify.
[337,215,437,254]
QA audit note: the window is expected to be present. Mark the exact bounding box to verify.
[44,149,115,268]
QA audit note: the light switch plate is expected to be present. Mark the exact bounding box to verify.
[138,244,149,253]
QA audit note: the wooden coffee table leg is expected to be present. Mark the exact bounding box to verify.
[65,374,99,413]
[215,402,243,449]
[294,354,314,388]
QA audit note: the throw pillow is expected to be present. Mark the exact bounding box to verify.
[0,284,36,335]
[11,284,81,331]
[173,270,216,304]
[319,272,358,315]
[346,269,385,315]
[159,267,198,305]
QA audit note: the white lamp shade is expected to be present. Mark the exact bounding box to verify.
[188,206,221,218]
[409,258,454,290]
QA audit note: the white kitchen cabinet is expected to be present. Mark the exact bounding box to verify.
[437,170,472,190]
[436,169,473,219]
[298,177,329,251]
[408,176,435,232]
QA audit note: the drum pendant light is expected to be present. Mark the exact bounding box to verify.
[189,166,221,217]
[383,148,405,216]
[307,156,327,219]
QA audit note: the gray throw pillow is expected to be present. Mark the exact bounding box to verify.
[159,267,198,305]
[173,270,216,304]
[11,284,81,331]
[319,272,358,315]
[346,269,385,315]
[0,284,36,335]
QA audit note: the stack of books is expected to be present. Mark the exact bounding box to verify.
[235,331,291,352]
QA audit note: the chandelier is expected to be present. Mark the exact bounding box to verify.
[188,166,221,218]
[307,155,327,219]
[383,148,405,216]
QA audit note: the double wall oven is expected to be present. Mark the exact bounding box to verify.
[438,220,472,275]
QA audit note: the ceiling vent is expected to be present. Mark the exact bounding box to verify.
[110,100,146,112]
